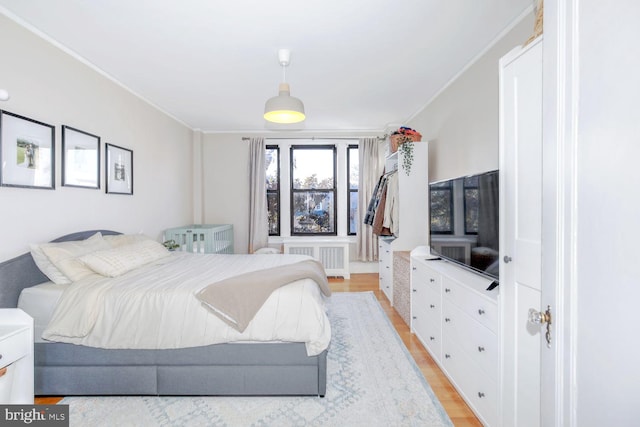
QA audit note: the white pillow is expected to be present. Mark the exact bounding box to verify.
[79,239,170,277]
[103,233,152,248]
[30,244,72,285]
[39,232,111,282]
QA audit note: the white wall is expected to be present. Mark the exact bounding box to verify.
[0,14,193,260]
[407,13,534,182]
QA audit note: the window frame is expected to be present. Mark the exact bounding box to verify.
[289,144,337,236]
[347,144,358,236]
[266,144,280,236]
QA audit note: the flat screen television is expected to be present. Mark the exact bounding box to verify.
[429,170,499,282]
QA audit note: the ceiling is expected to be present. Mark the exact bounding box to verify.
[0,0,533,133]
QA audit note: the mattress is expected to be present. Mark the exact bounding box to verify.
[39,252,331,355]
[17,282,66,342]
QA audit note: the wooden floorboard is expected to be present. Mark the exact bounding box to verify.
[36,273,482,426]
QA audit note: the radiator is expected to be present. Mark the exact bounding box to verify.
[441,245,467,263]
[283,239,350,279]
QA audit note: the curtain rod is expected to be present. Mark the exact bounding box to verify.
[241,135,387,141]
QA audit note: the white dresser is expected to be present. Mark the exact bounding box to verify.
[411,247,499,426]
[0,309,34,404]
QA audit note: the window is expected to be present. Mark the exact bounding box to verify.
[266,145,280,236]
[347,145,358,235]
[290,145,336,235]
[430,181,453,234]
[463,175,479,234]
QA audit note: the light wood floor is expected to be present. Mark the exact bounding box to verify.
[36,273,482,426]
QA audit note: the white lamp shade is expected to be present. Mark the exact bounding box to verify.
[264,83,305,124]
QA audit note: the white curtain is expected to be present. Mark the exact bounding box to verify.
[357,137,384,261]
[248,137,268,253]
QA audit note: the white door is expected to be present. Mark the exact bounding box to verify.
[541,2,640,426]
[499,37,543,427]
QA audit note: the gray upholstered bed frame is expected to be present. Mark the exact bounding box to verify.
[0,230,327,396]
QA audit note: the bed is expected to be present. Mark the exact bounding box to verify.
[0,230,330,397]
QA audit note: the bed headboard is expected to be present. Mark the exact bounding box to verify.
[0,230,121,308]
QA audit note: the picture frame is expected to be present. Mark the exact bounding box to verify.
[62,125,100,189]
[0,110,55,189]
[105,143,133,195]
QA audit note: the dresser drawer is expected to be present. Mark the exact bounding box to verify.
[442,277,498,332]
[412,297,441,360]
[442,299,499,380]
[412,261,441,293]
[0,327,30,368]
[442,336,498,427]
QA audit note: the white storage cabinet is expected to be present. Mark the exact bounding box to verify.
[0,309,34,404]
[377,141,429,305]
[410,247,499,426]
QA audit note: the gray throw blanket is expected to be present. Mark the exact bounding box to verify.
[195,259,331,332]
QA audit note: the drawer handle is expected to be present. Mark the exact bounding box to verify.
[478,309,485,315]
[478,346,485,352]
[478,392,486,398]
[445,288,451,293]
[444,318,451,322]
[430,278,435,283]
[413,316,417,320]
[430,304,435,309]
[412,266,416,270]
[430,336,435,341]
[445,354,451,359]
[412,289,417,292]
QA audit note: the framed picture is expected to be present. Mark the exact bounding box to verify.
[105,143,133,195]
[62,125,100,189]
[0,110,55,189]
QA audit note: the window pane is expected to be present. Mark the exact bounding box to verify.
[267,193,279,235]
[292,191,335,234]
[465,188,479,233]
[430,189,452,233]
[266,147,279,191]
[349,191,358,235]
[292,149,334,189]
[349,147,359,189]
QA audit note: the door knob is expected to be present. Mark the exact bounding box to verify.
[528,307,551,325]
[529,306,553,348]
[503,255,513,263]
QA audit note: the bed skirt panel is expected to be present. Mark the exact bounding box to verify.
[34,342,328,396]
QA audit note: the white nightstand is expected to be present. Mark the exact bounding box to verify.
[0,309,34,404]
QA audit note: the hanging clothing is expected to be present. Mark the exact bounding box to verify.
[382,172,399,236]
[363,173,388,226]
[365,169,398,237]
[371,179,388,235]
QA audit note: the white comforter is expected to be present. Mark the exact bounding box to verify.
[42,252,331,356]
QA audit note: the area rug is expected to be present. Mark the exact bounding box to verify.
[60,292,453,426]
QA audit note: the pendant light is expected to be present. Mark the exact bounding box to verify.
[264,49,305,124]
